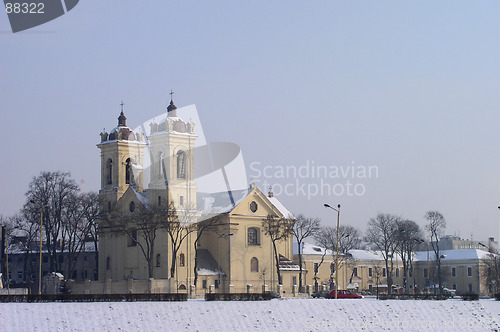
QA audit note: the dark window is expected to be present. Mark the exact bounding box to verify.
[424,269,428,278]
[395,268,399,278]
[156,254,161,267]
[107,201,111,211]
[368,268,373,277]
[84,269,88,279]
[248,227,259,245]
[250,201,258,213]
[158,196,161,206]
[314,263,319,274]
[128,229,137,247]
[178,284,186,290]
[452,267,456,277]
[129,201,135,213]
[179,253,185,267]
[72,270,77,279]
[468,284,473,292]
[125,158,133,184]
[177,151,186,179]
[467,267,472,277]
[106,257,111,270]
[382,268,386,277]
[180,196,184,206]
[202,279,207,289]
[353,268,358,277]
[251,257,259,272]
[106,158,113,185]
[18,271,23,280]
[453,284,457,290]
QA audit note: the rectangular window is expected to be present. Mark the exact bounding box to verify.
[158,196,162,206]
[18,271,23,280]
[468,284,473,293]
[368,268,373,277]
[395,268,399,278]
[128,229,138,247]
[452,284,457,290]
[467,267,472,277]
[292,276,297,286]
[314,263,319,274]
[180,196,184,206]
[202,280,207,289]
[382,268,386,277]
[424,268,428,278]
[452,267,456,277]
[353,268,358,277]
[248,228,259,245]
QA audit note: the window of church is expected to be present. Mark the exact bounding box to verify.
[250,201,258,213]
[251,257,259,272]
[106,158,113,185]
[202,279,207,289]
[106,257,111,270]
[125,158,133,184]
[248,227,259,245]
[158,196,161,206]
[156,254,161,267]
[177,150,186,179]
[128,229,137,247]
[179,253,185,267]
[129,201,135,212]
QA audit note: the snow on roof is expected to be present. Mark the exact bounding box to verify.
[267,196,293,219]
[298,242,334,256]
[132,187,150,209]
[349,249,385,261]
[414,249,495,262]
[197,188,251,216]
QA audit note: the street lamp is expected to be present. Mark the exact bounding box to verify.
[324,203,341,299]
[30,200,47,295]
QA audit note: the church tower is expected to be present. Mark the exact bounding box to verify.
[97,103,147,212]
[147,95,197,210]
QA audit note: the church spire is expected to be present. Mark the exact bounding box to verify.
[167,90,177,117]
[118,101,127,126]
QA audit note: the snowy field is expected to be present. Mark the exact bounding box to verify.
[0,298,499,331]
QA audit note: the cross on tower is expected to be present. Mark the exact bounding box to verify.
[169,90,174,102]
[120,101,124,112]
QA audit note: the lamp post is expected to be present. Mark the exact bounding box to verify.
[324,203,341,299]
[30,200,47,295]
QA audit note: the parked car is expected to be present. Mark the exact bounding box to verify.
[326,289,363,299]
[311,290,330,298]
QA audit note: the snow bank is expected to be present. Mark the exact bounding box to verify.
[0,298,498,331]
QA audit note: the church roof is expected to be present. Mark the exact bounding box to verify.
[197,188,252,216]
[197,249,224,275]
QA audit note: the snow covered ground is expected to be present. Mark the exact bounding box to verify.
[0,298,499,331]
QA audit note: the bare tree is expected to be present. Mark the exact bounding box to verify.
[190,214,224,287]
[292,214,320,292]
[338,225,362,255]
[425,211,446,294]
[365,213,400,294]
[313,227,335,291]
[482,252,500,295]
[24,171,79,274]
[160,203,198,278]
[262,214,294,286]
[394,219,422,294]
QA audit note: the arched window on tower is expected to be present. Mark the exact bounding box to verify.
[177,150,186,179]
[125,158,134,184]
[106,257,111,270]
[106,158,113,185]
[156,254,161,267]
[158,152,164,179]
[179,253,185,267]
[251,257,259,272]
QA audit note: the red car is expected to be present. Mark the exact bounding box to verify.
[326,289,363,299]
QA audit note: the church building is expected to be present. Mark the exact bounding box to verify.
[94,98,299,295]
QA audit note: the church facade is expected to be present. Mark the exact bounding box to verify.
[93,99,299,295]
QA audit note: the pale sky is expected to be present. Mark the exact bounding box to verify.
[0,1,499,242]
